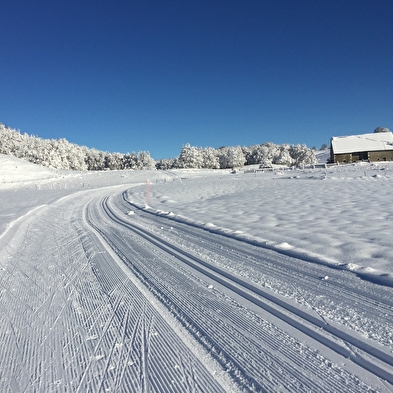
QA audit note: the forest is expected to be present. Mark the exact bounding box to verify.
[0,123,317,171]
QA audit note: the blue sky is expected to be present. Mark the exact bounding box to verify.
[1,0,392,159]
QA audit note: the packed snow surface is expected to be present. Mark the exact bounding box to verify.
[1,153,393,392]
[132,159,393,286]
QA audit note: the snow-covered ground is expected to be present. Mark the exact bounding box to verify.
[128,152,393,286]
[1,152,393,392]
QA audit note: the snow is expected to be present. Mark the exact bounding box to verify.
[125,163,393,287]
[1,152,393,392]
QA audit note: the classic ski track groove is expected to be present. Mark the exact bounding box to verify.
[0,189,229,393]
[1,185,392,392]
[84,191,393,392]
[122,191,393,349]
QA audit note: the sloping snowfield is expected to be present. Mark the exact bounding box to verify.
[1,153,393,392]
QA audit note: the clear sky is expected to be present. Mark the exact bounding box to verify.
[1,0,392,159]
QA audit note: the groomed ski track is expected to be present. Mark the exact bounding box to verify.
[0,184,392,392]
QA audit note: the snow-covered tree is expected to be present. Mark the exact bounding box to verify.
[123,152,138,169]
[217,146,246,169]
[289,144,318,166]
[244,143,279,165]
[155,157,177,170]
[273,144,294,166]
[374,126,391,133]
[136,151,155,170]
[201,147,220,169]
[104,152,124,170]
[178,143,204,168]
[1,122,318,171]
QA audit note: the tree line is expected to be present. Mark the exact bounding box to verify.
[0,123,317,171]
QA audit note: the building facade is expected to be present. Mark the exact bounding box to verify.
[330,131,393,164]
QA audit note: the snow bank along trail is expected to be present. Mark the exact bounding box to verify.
[85,189,393,392]
[0,187,230,393]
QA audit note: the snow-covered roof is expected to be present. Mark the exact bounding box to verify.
[331,132,393,154]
